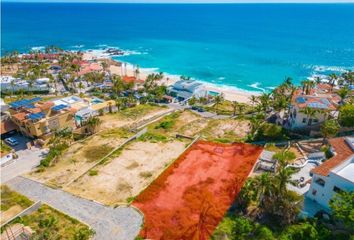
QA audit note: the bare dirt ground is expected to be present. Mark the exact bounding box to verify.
[0,205,23,225]
[150,110,208,138]
[200,119,251,141]
[65,139,189,205]
[100,104,170,130]
[28,130,132,188]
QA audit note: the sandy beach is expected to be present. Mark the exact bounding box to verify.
[84,52,258,104]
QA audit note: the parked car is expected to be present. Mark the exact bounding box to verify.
[4,137,18,146]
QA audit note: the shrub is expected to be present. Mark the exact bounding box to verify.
[155,120,175,130]
[88,169,98,176]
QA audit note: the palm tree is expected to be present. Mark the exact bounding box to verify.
[250,95,258,106]
[252,173,274,208]
[112,75,124,97]
[86,116,102,134]
[329,73,337,92]
[321,119,340,144]
[300,107,317,126]
[213,94,224,112]
[231,101,238,116]
[258,93,271,112]
[10,79,16,96]
[78,82,84,93]
[338,86,350,103]
[273,150,296,194]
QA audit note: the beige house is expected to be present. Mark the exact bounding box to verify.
[9,98,75,139]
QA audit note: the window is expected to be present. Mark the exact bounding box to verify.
[313,118,319,123]
[315,178,326,187]
[302,118,307,123]
[333,186,343,193]
[312,189,317,196]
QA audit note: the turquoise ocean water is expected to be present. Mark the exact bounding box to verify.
[2,2,354,92]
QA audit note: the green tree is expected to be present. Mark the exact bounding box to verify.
[339,104,354,128]
[213,94,224,112]
[231,101,238,116]
[337,86,350,101]
[85,116,102,134]
[300,107,318,126]
[279,222,319,240]
[329,191,354,231]
[320,120,340,142]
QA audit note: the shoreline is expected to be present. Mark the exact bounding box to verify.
[83,51,258,103]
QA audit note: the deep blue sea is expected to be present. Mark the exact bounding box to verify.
[2,2,354,92]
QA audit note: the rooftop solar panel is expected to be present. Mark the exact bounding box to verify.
[29,97,42,103]
[28,112,45,120]
[308,102,328,109]
[52,104,68,111]
[321,98,331,106]
[296,97,307,104]
[9,99,31,108]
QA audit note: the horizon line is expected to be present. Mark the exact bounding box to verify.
[3,0,354,4]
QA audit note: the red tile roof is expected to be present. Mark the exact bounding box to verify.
[122,76,144,84]
[0,120,17,135]
[12,112,27,121]
[291,89,339,111]
[311,137,353,176]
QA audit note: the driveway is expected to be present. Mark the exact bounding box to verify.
[6,177,143,240]
[1,135,48,183]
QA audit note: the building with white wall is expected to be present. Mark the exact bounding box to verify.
[286,89,341,130]
[306,137,354,210]
[167,80,207,102]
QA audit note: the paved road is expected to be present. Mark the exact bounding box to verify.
[6,177,143,240]
[1,134,48,183]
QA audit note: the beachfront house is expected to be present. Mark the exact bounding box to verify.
[306,137,354,211]
[167,80,207,102]
[285,90,341,130]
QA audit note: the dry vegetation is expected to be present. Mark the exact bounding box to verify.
[65,140,189,205]
[28,128,133,188]
[200,119,251,143]
[1,185,33,225]
[100,104,170,130]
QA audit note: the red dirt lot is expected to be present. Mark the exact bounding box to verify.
[133,140,263,240]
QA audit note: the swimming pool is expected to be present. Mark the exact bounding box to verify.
[208,91,220,96]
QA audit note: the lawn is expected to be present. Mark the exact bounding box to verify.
[133,140,263,239]
[11,204,94,239]
[1,185,33,225]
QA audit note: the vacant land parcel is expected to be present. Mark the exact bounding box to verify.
[133,140,263,239]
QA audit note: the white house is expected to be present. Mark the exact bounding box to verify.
[306,137,354,210]
[167,80,207,102]
[1,75,50,92]
[286,89,341,129]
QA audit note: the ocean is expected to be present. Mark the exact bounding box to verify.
[2,2,354,92]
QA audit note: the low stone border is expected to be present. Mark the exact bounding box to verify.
[1,201,42,228]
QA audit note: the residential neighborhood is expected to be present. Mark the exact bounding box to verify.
[1,47,353,240]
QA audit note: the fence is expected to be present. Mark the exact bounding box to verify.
[1,201,42,228]
[65,127,148,186]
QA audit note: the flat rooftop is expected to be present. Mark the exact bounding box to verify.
[333,158,354,183]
